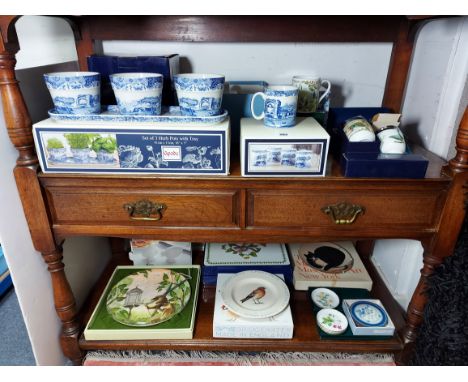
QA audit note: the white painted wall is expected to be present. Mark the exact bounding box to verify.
[1,15,467,364]
[401,17,468,160]
[103,40,392,107]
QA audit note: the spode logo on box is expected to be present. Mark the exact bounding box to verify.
[161,146,182,161]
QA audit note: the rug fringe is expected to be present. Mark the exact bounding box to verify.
[84,350,395,366]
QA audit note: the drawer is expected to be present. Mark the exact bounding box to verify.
[45,186,240,228]
[247,188,446,229]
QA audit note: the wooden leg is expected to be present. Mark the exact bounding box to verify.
[42,245,83,365]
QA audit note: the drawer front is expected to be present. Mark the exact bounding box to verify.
[46,187,240,227]
[247,189,445,229]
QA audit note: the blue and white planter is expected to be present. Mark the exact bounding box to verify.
[96,150,116,164]
[44,72,101,115]
[70,148,92,163]
[110,73,164,115]
[47,148,67,162]
[174,74,225,117]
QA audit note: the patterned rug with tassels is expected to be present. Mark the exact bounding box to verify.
[83,350,396,366]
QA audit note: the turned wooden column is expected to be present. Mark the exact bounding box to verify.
[400,108,468,363]
[0,21,83,364]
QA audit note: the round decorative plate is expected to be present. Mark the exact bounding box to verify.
[311,288,340,309]
[316,308,348,335]
[106,268,191,327]
[220,270,290,319]
[350,300,388,327]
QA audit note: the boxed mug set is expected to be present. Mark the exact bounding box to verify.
[33,66,230,175]
[240,77,331,177]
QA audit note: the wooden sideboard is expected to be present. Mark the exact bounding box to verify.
[1,15,467,365]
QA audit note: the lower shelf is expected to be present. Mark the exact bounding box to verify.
[79,286,402,352]
[78,248,404,353]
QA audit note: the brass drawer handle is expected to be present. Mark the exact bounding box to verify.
[321,202,365,224]
[123,199,166,221]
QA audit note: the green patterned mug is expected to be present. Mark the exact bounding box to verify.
[292,75,331,113]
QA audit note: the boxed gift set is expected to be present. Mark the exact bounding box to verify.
[213,273,293,339]
[203,243,292,285]
[342,299,395,336]
[327,108,429,179]
[308,287,394,339]
[240,117,330,177]
[288,241,373,291]
[84,265,200,340]
[33,117,230,175]
[129,240,192,265]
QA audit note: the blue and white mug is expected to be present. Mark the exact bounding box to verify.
[110,73,163,115]
[295,149,313,168]
[250,85,298,127]
[281,148,297,166]
[44,71,101,115]
[174,73,225,117]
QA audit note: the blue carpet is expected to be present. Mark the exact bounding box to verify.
[0,288,36,365]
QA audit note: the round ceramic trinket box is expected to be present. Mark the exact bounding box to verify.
[343,116,376,142]
[311,288,339,309]
[316,308,348,335]
[350,300,388,327]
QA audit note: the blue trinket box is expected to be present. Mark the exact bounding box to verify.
[33,117,230,175]
[341,152,429,178]
[202,243,293,285]
[87,54,180,106]
[342,299,395,336]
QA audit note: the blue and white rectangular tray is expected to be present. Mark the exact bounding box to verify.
[48,106,229,126]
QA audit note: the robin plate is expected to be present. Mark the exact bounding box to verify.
[220,270,290,318]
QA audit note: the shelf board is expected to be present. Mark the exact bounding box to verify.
[78,246,403,354]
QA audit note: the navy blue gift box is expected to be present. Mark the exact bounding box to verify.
[327,107,429,179]
[87,54,179,107]
[327,107,391,155]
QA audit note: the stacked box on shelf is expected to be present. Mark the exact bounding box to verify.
[213,273,293,339]
[203,243,292,285]
[240,117,330,177]
[32,115,230,175]
[129,240,192,265]
[84,265,201,340]
[327,108,428,178]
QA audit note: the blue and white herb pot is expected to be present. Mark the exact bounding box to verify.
[174,73,225,117]
[44,71,101,115]
[110,73,163,115]
[250,85,298,128]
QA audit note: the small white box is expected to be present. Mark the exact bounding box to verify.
[342,299,395,336]
[240,117,330,177]
[129,240,192,265]
[213,273,294,339]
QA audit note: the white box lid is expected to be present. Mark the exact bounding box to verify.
[205,243,290,266]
